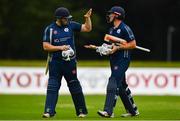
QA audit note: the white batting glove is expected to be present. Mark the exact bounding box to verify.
[96,43,112,56]
[62,45,75,61]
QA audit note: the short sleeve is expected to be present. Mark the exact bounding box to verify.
[70,21,82,32]
[123,25,135,42]
[43,26,50,42]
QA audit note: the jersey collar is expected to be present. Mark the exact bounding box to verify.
[113,21,123,29]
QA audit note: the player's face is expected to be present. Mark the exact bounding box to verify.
[60,18,68,26]
[106,13,115,23]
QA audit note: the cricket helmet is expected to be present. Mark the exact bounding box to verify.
[55,7,72,19]
[107,6,125,20]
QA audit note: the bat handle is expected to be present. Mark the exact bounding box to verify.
[136,46,151,52]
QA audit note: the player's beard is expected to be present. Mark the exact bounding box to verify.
[56,18,69,26]
[60,18,69,26]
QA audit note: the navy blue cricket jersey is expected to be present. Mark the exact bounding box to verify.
[108,22,135,60]
[43,21,81,60]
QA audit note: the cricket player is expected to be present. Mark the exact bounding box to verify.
[85,6,139,117]
[42,7,92,118]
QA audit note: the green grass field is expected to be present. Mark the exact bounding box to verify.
[0,60,180,120]
[0,95,180,120]
[1,60,180,67]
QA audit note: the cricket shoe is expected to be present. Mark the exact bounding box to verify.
[42,113,55,118]
[78,113,87,118]
[97,110,114,118]
[121,110,139,117]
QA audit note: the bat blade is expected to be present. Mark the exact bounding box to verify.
[104,34,127,43]
[104,34,151,52]
[45,55,50,75]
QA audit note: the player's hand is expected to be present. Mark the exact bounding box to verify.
[109,45,119,54]
[84,8,92,18]
[59,45,69,51]
[84,44,97,49]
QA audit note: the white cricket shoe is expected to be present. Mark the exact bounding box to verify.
[42,113,50,118]
[42,112,56,118]
[78,113,87,118]
[121,110,139,117]
[97,110,114,118]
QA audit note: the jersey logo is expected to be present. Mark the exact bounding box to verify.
[109,28,113,34]
[60,37,71,42]
[114,66,119,70]
[117,29,121,34]
[109,30,112,34]
[54,39,60,43]
[72,69,76,75]
[53,30,58,35]
[64,28,69,32]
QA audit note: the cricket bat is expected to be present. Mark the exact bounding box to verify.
[45,28,53,75]
[104,34,151,52]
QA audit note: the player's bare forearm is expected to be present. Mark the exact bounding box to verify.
[43,42,69,52]
[81,9,92,32]
[84,17,92,31]
[84,44,97,49]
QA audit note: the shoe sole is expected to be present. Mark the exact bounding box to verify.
[78,114,87,118]
[97,111,111,118]
[121,113,139,117]
[42,114,55,118]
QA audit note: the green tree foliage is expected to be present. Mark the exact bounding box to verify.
[0,0,180,60]
[0,0,103,59]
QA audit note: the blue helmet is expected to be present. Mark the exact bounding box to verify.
[55,7,72,19]
[107,6,125,20]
